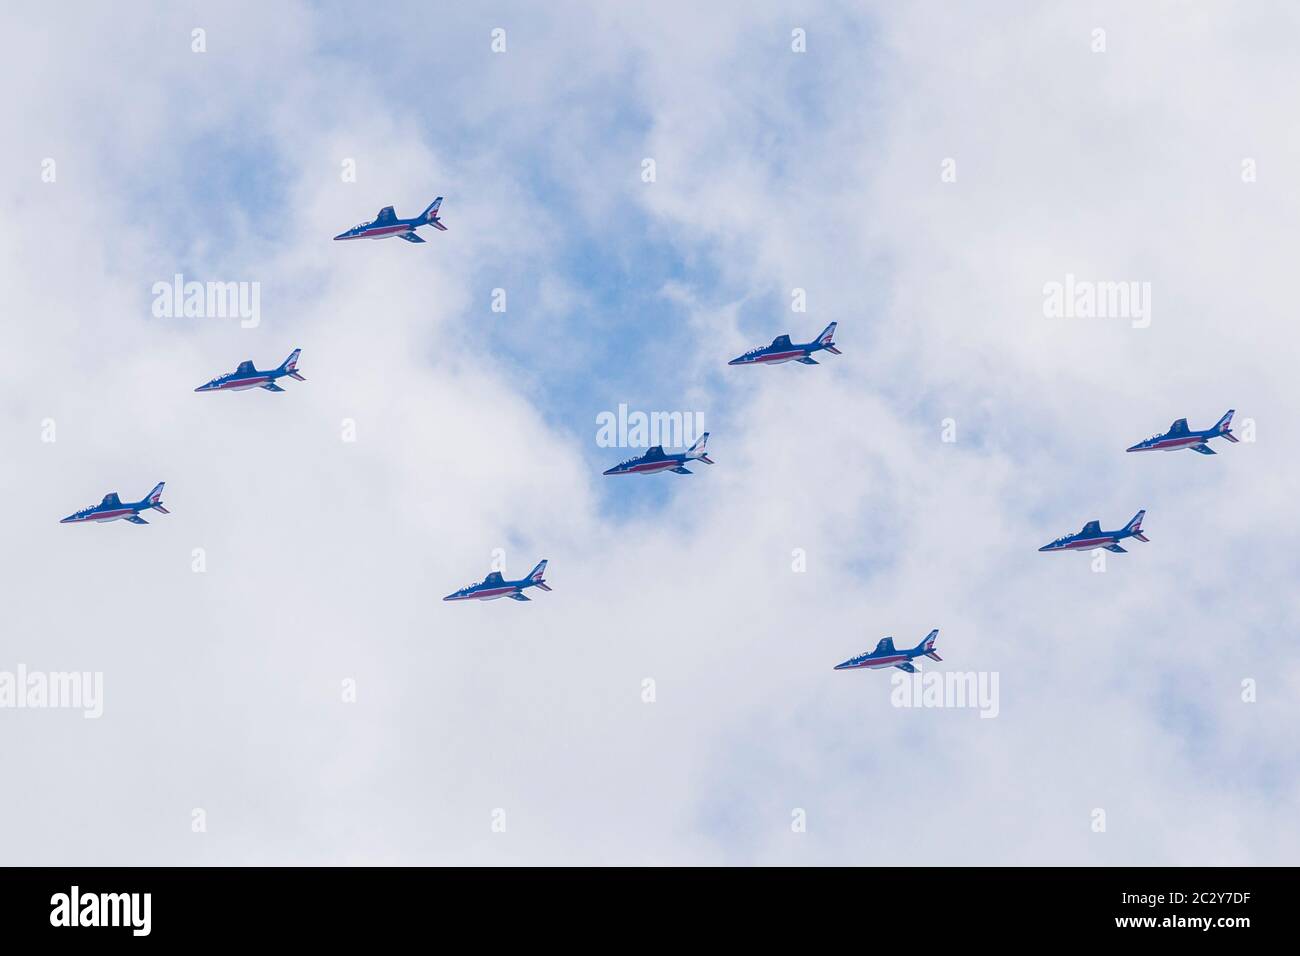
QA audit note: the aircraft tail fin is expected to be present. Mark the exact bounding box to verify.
[145,482,169,513]
[1215,408,1239,442]
[527,559,551,590]
[277,348,303,380]
[817,321,841,354]
[914,628,942,661]
[1125,509,1148,542]
[687,432,713,464]
[421,197,444,223]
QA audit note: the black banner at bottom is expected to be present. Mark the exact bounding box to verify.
[0,867,1285,942]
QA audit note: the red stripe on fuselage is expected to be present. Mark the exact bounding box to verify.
[842,654,909,668]
[69,508,133,521]
[1148,435,1204,449]
[357,224,412,238]
[214,376,270,389]
[1061,536,1115,549]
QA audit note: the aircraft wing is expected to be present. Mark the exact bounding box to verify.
[797,357,819,365]
[1104,543,1127,553]
[670,466,693,474]
[261,383,286,392]
[1081,520,1102,536]
[1169,418,1189,435]
[429,220,448,231]
[376,205,396,223]
[124,515,148,525]
[894,661,917,673]
[1189,443,1216,455]
[398,232,426,243]
[507,592,531,601]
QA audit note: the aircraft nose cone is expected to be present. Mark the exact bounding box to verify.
[333,232,348,241]
[728,357,742,366]
[602,466,617,476]
[59,516,73,524]
[1037,544,1052,552]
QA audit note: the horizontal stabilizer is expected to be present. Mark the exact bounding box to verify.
[429,220,448,231]
[924,651,943,662]
[535,582,553,592]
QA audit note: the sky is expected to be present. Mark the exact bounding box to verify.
[1,0,1297,865]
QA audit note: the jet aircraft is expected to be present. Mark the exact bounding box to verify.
[1126,409,1238,455]
[333,198,447,242]
[1039,510,1148,553]
[603,433,713,476]
[443,560,551,602]
[195,349,305,393]
[833,629,942,673]
[61,482,170,525]
[728,322,840,366]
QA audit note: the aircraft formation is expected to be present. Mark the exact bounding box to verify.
[59,193,1244,679]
